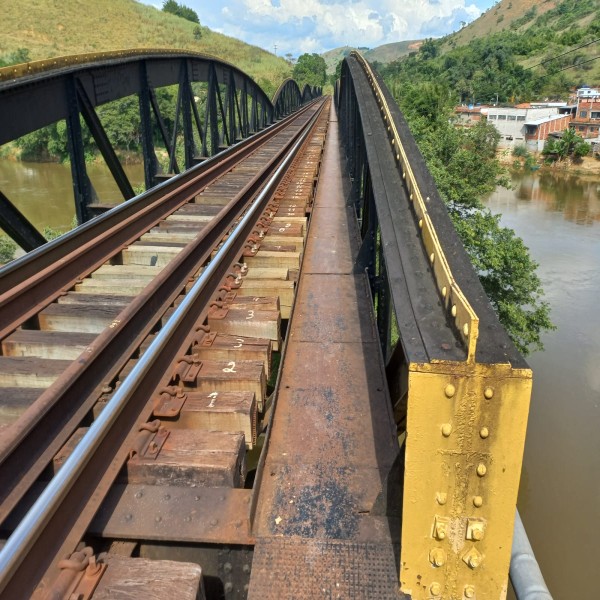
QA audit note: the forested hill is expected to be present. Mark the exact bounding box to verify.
[0,0,291,96]
[381,0,600,104]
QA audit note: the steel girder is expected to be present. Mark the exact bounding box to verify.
[0,50,277,237]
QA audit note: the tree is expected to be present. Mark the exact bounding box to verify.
[162,0,199,24]
[543,128,590,162]
[390,81,553,354]
[292,54,327,88]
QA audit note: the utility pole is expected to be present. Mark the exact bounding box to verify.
[274,44,278,56]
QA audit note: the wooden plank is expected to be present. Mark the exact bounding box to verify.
[2,330,96,359]
[92,264,163,280]
[238,279,295,319]
[244,250,301,270]
[243,267,289,280]
[194,333,272,379]
[140,231,198,244]
[57,293,134,307]
[93,555,205,600]
[38,303,122,333]
[166,214,213,223]
[0,356,70,388]
[262,235,304,251]
[0,387,41,424]
[271,216,307,235]
[208,308,280,350]
[168,390,257,449]
[266,223,304,238]
[75,278,149,295]
[125,429,246,488]
[188,359,266,411]
[121,244,182,267]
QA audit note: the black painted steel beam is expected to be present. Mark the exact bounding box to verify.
[0,191,47,251]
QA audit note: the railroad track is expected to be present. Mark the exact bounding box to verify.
[0,97,329,598]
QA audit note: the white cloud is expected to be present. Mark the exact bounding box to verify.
[139,0,487,55]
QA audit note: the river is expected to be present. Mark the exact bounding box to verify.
[0,160,598,598]
[0,159,144,233]
[486,170,600,600]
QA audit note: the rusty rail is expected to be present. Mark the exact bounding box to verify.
[0,99,326,597]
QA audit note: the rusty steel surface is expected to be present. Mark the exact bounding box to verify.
[0,102,318,337]
[249,101,403,598]
[0,99,327,598]
[90,485,254,546]
[0,103,321,526]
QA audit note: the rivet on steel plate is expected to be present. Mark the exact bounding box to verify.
[451,305,457,317]
[224,562,233,574]
[391,138,395,145]
[396,153,400,161]
[480,427,489,439]
[436,492,447,505]
[155,516,162,523]
[484,387,494,399]
[211,518,219,526]
[124,514,133,521]
[464,585,476,598]
[430,582,442,596]
[134,491,143,499]
[476,463,487,477]
[430,253,435,264]
[444,384,456,398]
[441,423,452,437]
[473,496,483,508]
[429,548,446,567]
[463,323,469,336]
[442,286,447,297]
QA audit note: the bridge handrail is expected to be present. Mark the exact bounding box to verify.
[339,51,534,600]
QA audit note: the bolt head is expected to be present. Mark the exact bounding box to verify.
[464,585,476,598]
[430,582,442,596]
[429,548,446,567]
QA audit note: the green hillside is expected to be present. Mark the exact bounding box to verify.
[322,41,422,75]
[381,0,600,103]
[441,0,600,87]
[0,0,291,96]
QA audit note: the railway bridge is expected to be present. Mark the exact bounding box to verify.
[0,50,542,599]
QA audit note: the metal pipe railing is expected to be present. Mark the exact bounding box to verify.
[510,509,553,600]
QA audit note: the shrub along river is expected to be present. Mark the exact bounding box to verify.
[1,159,598,597]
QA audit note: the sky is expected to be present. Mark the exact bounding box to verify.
[141,0,498,56]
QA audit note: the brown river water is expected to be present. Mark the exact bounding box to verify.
[1,160,598,598]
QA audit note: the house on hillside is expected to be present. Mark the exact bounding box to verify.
[454,105,484,124]
[570,88,600,139]
[485,104,571,151]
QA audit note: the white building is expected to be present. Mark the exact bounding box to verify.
[485,105,564,149]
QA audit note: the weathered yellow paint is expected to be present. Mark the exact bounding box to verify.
[400,361,532,600]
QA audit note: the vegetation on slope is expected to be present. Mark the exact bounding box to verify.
[386,82,555,354]
[0,0,291,96]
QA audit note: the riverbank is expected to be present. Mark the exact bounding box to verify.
[498,148,600,176]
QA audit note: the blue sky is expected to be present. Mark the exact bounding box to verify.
[140,0,498,56]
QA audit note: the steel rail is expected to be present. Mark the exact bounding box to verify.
[0,100,318,339]
[0,97,326,598]
[0,101,321,526]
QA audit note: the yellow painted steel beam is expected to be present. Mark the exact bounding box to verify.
[401,362,531,600]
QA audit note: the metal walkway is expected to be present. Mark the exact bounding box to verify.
[249,102,403,599]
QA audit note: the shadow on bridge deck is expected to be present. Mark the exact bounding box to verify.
[249,101,406,599]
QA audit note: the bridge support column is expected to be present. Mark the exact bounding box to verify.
[400,362,532,600]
